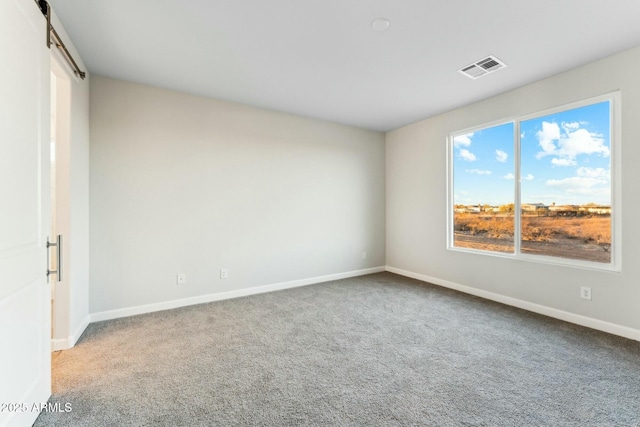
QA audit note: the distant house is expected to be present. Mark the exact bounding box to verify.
[545,204,579,216]
[580,205,611,215]
[454,205,500,213]
[549,204,571,211]
[521,203,548,212]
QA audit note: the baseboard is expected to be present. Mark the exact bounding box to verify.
[51,338,67,351]
[51,314,90,351]
[90,266,386,323]
[385,266,640,342]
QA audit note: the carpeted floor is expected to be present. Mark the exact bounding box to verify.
[35,272,640,426]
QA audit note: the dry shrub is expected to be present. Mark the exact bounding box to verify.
[454,214,513,238]
[562,216,611,247]
[522,216,610,244]
[455,213,611,246]
[521,217,558,242]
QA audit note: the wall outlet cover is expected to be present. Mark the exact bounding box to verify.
[177,273,186,285]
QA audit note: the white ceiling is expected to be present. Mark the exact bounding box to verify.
[50,0,640,132]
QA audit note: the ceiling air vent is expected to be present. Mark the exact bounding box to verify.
[459,55,507,80]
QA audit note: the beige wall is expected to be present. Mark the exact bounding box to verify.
[90,76,386,314]
[386,47,640,336]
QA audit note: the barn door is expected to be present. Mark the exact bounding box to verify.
[0,0,52,426]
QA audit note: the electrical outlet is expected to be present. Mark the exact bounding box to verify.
[580,286,592,300]
[220,268,228,279]
[362,251,367,259]
[177,273,186,285]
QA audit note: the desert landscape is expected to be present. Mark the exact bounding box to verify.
[453,211,611,263]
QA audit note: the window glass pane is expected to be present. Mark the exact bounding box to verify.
[519,101,611,263]
[452,122,515,253]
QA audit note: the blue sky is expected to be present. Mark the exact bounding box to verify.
[453,101,611,206]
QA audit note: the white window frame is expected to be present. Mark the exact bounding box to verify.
[447,92,621,273]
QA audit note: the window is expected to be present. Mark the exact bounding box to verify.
[448,93,619,271]
[452,122,515,253]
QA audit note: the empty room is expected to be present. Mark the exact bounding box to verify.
[2,0,640,426]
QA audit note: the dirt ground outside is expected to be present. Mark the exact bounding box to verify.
[453,215,611,264]
[454,233,610,263]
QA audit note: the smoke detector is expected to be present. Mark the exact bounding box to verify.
[459,55,507,79]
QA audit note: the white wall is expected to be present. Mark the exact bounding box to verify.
[386,47,640,338]
[50,10,90,349]
[89,76,385,315]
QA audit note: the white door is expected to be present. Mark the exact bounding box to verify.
[0,0,52,426]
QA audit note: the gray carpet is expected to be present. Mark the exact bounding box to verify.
[35,272,640,426]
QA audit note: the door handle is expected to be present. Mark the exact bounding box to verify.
[46,234,62,282]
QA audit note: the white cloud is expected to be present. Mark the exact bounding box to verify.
[466,169,492,175]
[566,187,611,196]
[503,173,532,180]
[535,121,609,166]
[544,166,610,200]
[577,167,609,179]
[454,133,474,147]
[459,149,476,162]
[558,128,609,158]
[495,149,508,163]
[546,176,602,189]
[551,158,576,167]
[562,121,580,132]
[526,194,572,203]
[535,122,560,158]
